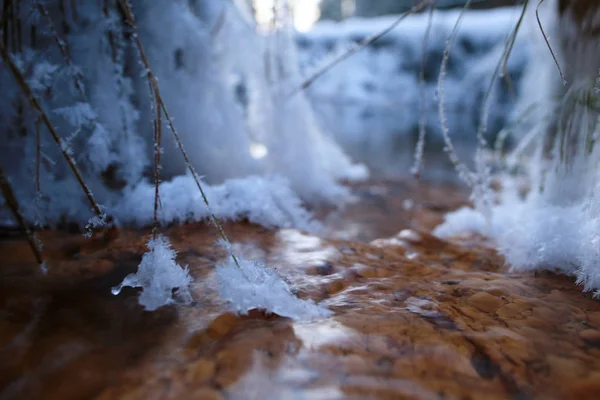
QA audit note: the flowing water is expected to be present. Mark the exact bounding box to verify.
[1,180,600,400]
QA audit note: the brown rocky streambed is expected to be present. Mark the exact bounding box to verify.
[1,180,600,400]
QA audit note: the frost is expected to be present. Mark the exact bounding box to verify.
[117,175,321,232]
[53,102,97,127]
[83,212,107,238]
[86,123,113,171]
[297,7,528,178]
[216,255,332,321]
[434,206,488,238]
[112,235,192,311]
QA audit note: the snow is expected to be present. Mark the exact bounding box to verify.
[0,0,365,231]
[112,235,193,311]
[296,6,530,178]
[7,0,600,308]
[216,255,333,320]
[116,175,321,233]
[433,206,487,238]
[435,0,600,296]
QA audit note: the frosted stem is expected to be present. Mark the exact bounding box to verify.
[436,0,474,186]
[0,41,104,219]
[37,2,85,98]
[411,1,435,178]
[289,0,435,97]
[119,0,241,268]
[0,165,44,266]
[535,0,567,85]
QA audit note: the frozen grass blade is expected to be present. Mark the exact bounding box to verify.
[411,1,436,179]
[119,0,241,268]
[0,41,104,220]
[36,2,84,97]
[289,0,434,97]
[437,0,474,186]
[535,0,566,85]
[0,165,44,266]
[501,0,529,97]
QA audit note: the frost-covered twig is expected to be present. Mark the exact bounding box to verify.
[289,0,434,97]
[0,41,104,219]
[35,119,41,193]
[501,0,529,97]
[0,165,43,266]
[535,0,566,85]
[152,89,162,238]
[36,2,84,97]
[119,0,241,268]
[437,0,474,186]
[411,1,435,179]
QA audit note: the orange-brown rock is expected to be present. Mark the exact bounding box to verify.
[1,180,600,400]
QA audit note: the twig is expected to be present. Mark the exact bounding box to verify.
[411,1,435,179]
[0,165,44,265]
[437,0,474,186]
[1,0,9,49]
[289,0,434,97]
[535,0,566,85]
[118,0,242,268]
[0,41,104,218]
[501,0,529,98]
[37,2,84,97]
[35,118,41,192]
[152,89,162,238]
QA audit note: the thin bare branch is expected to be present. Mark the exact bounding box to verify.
[412,1,436,179]
[0,41,104,218]
[289,0,434,98]
[501,0,529,98]
[35,119,41,193]
[152,90,162,238]
[536,0,566,85]
[118,0,241,268]
[437,0,474,186]
[0,165,44,265]
[37,2,84,97]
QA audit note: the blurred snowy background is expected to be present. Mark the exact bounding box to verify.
[0,0,531,229]
[284,0,529,180]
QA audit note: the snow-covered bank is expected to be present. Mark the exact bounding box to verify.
[0,1,365,231]
[435,0,600,296]
[297,6,530,178]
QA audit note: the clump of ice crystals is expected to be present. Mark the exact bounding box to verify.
[112,235,192,311]
[216,255,333,320]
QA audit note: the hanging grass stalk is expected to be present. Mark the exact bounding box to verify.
[35,119,41,193]
[1,0,9,48]
[535,0,566,85]
[437,0,474,186]
[152,90,162,239]
[501,0,529,97]
[0,165,44,266]
[118,0,241,268]
[411,1,435,179]
[288,0,435,97]
[37,2,84,97]
[0,41,104,219]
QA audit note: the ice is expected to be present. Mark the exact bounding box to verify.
[216,255,333,321]
[112,235,193,311]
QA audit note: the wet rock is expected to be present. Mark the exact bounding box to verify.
[467,292,504,314]
[2,180,600,400]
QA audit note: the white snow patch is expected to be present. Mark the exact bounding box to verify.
[112,235,193,311]
[216,256,333,321]
[433,206,488,238]
[116,174,321,232]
